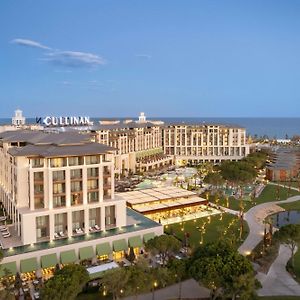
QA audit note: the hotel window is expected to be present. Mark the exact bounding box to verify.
[69,156,84,166]
[71,181,82,192]
[87,167,98,178]
[105,205,116,228]
[87,179,98,190]
[53,170,65,181]
[54,213,67,233]
[36,216,49,239]
[53,196,66,208]
[32,158,44,168]
[88,191,98,203]
[34,184,44,194]
[34,196,44,209]
[50,158,67,168]
[85,155,99,165]
[70,169,82,179]
[72,210,84,230]
[34,172,43,181]
[53,183,65,194]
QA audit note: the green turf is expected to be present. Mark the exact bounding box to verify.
[164,213,248,249]
[209,185,300,212]
[279,201,300,211]
[258,297,300,300]
[275,181,300,189]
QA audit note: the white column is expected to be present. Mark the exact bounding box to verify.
[67,211,72,237]
[65,169,71,207]
[82,166,87,205]
[84,208,89,233]
[49,213,54,240]
[101,207,106,231]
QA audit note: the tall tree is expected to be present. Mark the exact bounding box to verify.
[145,235,181,267]
[167,259,187,300]
[40,264,89,300]
[274,224,300,267]
[100,267,130,300]
[189,240,258,300]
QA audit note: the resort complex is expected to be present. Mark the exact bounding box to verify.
[1,111,300,299]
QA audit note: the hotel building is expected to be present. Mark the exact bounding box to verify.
[93,120,173,175]
[163,123,249,165]
[0,130,162,274]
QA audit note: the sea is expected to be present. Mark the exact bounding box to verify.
[1,117,300,139]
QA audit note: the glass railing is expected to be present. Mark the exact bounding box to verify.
[3,209,160,257]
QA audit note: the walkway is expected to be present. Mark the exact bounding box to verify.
[122,278,210,300]
[238,195,300,255]
[257,245,300,296]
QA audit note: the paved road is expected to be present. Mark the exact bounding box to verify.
[122,279,210,300]
[257,245,300,296]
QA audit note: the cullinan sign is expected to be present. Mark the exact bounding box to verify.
[36,116,91,126]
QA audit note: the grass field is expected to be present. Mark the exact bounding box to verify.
[276,181,300,189]
[164,213,248,249]
[209,184,300,212]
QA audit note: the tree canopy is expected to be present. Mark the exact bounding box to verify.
[40,264,89,300]
[189,240,259,300]
[203,172,225,187]
[274,224,300,267]
[145,234,181,266]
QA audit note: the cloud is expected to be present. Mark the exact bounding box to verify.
[44,51,106,68]
[11,38,51,50]
[135,54,152,60]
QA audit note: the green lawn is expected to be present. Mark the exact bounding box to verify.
[209,185,300,212]
[275,181,300,189]
[164,213,248,249]
[258,297,300,300]
[279,201,300,211]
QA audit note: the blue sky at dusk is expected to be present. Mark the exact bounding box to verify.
[1,0,300,117]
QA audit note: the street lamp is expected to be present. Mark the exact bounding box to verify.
[152,281,158,300]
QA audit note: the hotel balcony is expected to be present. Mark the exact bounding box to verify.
[71,192,83,206]
[54,213,68,240]
[72,210,85,236]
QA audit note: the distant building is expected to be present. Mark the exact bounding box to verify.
[266,147,300,181]
[163,123,249,165]
[12,109,26,126]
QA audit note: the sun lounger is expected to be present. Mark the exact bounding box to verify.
[54,232,59,238]
[1,230,9,236]
[89,227,93,232]
[94,224,100,230]
[0,227,7,232]
[59,231,65,237]
[2,233,10,238]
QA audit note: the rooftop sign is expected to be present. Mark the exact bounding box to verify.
[36,116,91,127]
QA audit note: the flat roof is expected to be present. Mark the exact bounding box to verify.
[8,142,114,157]
[118,186,199,205]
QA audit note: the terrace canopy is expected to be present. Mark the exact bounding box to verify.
[79,246,94,260]
[0,261,17,277]
[96,242,112,256]
[60,249,77,264]
[41,253,58,269]
[128,236,143,248]
[143,232,155,243]
[112,239,128,252]
[20,258,38,273]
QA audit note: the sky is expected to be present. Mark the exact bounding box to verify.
[1,0,300,118]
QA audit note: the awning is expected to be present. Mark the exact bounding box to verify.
[96,242,112,256]
[20,258,38,273]
[79,246,94,260]
[143,232,155,243]
[60,249,77,264]
[0,262,17,277]
[128,236,143,248]
[87,261,119,280]
[41,253,58,269]
[113,239,128,252]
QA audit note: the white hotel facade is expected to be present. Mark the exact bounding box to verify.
[0,130,162,271]
[163,123,249,165]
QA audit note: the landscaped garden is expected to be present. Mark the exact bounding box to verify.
[209,184,300,212]
[164,213,249,249]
